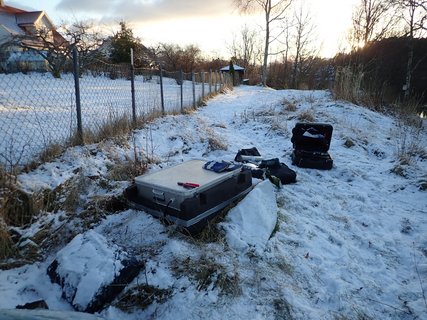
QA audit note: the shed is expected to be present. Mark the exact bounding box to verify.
[220,64,245,85]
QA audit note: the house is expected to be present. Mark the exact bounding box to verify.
[0,0,64,72]
[220,64,245,85]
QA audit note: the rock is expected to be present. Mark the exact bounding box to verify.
[16,299,49,310]
[47,230,144,313]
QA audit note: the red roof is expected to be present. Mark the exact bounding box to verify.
[0,5,27,14]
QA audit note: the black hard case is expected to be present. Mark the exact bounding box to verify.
[124,160,252,234]
[291,122,333,170]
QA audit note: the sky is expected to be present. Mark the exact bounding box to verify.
[7,0,360,58]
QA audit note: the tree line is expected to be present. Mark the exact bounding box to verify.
[231,0,426,102]
[2,0,426,104]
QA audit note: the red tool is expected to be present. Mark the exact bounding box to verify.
[177,182,200,189]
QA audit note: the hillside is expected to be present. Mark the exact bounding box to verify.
[1,85,426,319]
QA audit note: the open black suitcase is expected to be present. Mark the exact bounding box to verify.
[124,160,252,234]
[291,122,333,170]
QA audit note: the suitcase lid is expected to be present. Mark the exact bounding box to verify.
[135,159,240,196]
[291,122,333,152]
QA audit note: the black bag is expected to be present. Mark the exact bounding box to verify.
[259,158,297,184]
[234,147,262,162]
[291,123,333,170]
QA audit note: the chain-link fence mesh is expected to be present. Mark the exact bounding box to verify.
[0,49,227,169]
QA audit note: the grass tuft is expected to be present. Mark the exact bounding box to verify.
[297,110,316,122]
[0,219,14,260]
[115,284,172,312]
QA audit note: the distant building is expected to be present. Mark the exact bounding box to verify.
[220,64,245,84]
[0,0,65,72]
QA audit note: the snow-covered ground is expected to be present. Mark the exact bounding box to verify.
[1,85,426,319]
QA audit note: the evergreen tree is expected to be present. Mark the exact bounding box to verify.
[110,21,140,64]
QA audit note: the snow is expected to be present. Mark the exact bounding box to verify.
[52,230,125,311]
[221,180,278,254]
[1,84,427,319]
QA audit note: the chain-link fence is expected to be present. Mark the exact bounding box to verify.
[0,48,229,169]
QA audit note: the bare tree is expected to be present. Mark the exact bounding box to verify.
[395,0,427,98]
[228,24,262,69]
[12,20,105,77]
[397,0,427,37]
[17,27,70,78]
[351,0,398,48]
[290,4,317,88]
[234,0,293,86]
[156,43,201,72]
[60,21,105,71]
[273,18,292,88]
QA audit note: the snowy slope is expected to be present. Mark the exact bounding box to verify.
[1,85,426,320]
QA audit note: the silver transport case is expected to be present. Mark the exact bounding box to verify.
[125,159,252,233]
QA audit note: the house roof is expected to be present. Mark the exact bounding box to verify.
[220,64,245,72]
[0,12,25,36]
[0,5,26,14]
[16,11,44,26]
[0,3,60,45]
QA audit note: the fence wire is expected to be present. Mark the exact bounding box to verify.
[0,50,227,168]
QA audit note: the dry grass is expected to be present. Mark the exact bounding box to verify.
[208,136,228,151]
[297,110,316,122]
[206,128,228,152]
[0,219,14,260]
[171,255,241,296]
[344,138,356,148]
[108,156,148,181]
[62,171,89,212]
[284,102,297,112]
[84,115,134,145]
[114,284,172,312]
[38,143,64,164]
[333,66,364,104]
[393,97,425,127]
[393,117,426,166]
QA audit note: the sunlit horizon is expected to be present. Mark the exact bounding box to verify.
[7,0,359,59]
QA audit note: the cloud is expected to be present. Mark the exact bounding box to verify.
[56,0,110,13]
[56,0,234,22]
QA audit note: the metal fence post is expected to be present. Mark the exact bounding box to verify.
[130,48,136,124]
[201,72,205,100]
[215,71,218,92]
[192,71,196,108]
[209,69,212,94]
[159,63,165,114]
[180,70,183,112]
[72,46,83,143]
